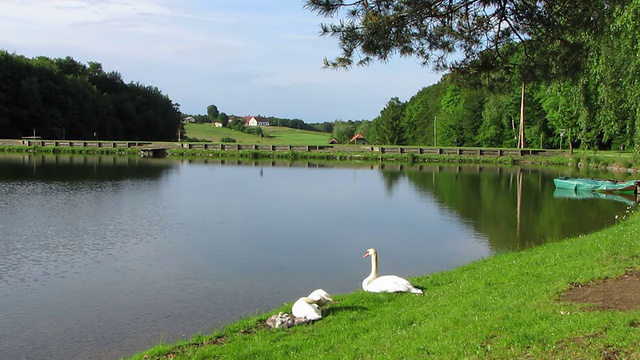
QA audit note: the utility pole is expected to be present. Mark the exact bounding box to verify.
[519,82,526,149]
[433,116,437,146]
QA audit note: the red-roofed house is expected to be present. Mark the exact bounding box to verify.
[349,133,369,145]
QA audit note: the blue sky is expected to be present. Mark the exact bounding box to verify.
[0,0,442,123]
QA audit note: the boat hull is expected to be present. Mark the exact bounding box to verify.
[553,177,638,194]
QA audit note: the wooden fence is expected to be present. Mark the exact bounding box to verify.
[20,140,151,148]
[16,140,560,157]
[179,143,331,152]
[179,143,559,157]
[371,147,557,157]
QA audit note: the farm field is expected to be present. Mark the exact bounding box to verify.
[184,123,332,145]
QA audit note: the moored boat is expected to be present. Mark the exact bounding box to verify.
[553,176,639,194]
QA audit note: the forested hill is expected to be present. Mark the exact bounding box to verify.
[330,1,640,152]
[0,51,182,141]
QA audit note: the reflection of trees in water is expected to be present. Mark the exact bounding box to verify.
[379,170,405,193]
[395,165,630,253]
[0,154,174,182]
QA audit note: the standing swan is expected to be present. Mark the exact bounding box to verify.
[362,248,423,294]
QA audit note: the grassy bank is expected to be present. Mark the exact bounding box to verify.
[129,210,640,359]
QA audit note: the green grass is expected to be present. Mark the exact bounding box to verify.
[129,211,640,359]
[184,123,332,145]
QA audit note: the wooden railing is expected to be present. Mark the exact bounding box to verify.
[17,139,560,157]
[179,143,332,152]
[21,140,152,148]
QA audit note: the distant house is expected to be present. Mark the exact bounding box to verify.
[349,133,369,145]
[184,116,196,123]
[328,138,339,144]
[244,116,270,127]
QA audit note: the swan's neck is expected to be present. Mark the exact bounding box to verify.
[300,297,316,305]
[365,252,379,284]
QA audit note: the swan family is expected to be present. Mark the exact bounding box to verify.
[267,288,333,328]
[267,247,422,329]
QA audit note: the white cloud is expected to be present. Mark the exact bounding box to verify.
[0,0,441,123]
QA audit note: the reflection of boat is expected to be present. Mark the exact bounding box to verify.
[553,188,639,206]
[553,177,638,194]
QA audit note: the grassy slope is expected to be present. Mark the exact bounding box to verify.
[184,123,332,146]
[130,210,640,359]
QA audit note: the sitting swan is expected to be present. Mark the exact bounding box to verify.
[307,289,333,308]
[362,248,423,294]
[291,296,322,320]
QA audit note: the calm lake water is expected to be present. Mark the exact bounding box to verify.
[0,154,637,359]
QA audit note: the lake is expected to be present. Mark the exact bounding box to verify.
[0,154,636,359]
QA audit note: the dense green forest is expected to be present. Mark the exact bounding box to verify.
[311,0,640,152]
[0,50,182,141]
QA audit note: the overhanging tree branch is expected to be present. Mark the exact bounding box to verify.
[305,0,619,80]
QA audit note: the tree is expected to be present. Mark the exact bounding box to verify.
[0,51,182,141]
[372,97,406,145]
[304,0,616,78]
[332,120,356,143]
[356,120,372,140]
[402,83,446,146]
[207,104,219,123]
[438,85,464,146]
[217,112,229,127]
[321,121,333,133]
[228,117,245,131]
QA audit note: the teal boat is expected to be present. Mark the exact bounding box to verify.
[553,176,639,194]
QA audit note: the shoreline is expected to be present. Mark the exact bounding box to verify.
[2,140,638,172]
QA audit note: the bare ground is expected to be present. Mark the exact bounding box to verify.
[561,269,640,311]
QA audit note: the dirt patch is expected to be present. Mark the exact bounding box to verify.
[562,270,640,311]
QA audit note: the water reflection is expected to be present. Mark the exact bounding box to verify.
[553,188,639,206]
[0,154,636,360]
[0,153,175,181]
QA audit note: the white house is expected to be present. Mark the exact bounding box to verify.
[244,116,270,126]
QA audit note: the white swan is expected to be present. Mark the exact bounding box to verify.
[307,289,333,308]
[291,296,322,320]
[362,248,423,294]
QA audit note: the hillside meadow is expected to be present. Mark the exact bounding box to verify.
[183,123,333,146]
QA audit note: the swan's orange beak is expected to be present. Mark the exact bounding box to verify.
[363,252,370,258]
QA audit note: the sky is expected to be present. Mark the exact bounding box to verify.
[0,0,442,124]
